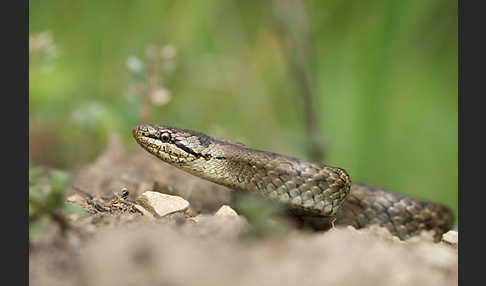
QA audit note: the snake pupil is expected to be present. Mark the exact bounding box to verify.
[161,132,171,143]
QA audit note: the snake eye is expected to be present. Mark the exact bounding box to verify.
[160,132,171,143]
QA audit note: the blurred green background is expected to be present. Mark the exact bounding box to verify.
[29,0,457,221]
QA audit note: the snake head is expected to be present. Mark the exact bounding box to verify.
[133,124,217,165]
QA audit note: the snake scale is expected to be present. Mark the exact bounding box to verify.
[133,124,453,241]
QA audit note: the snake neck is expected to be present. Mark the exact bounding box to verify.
[172,143,273,191]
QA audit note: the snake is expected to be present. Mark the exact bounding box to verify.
[133,124,453,241]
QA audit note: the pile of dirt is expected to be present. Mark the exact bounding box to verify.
[29,135,458,286]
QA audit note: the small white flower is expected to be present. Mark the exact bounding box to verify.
[126,56,144,73]
[150,88,171,105]
[161,44,177,60]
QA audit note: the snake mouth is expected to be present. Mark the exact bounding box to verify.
[133,124,173,156]
[133,124,209,163]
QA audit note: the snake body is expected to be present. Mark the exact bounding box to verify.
[133,124,453,240]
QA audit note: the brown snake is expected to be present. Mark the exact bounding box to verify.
[133,124,453,241]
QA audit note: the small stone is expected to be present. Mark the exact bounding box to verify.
[188,216,201,223]
[136,191,189,218]
[442,230,458,246]
[214,205,238,217]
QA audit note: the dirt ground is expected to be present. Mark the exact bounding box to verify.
[29,135,458,286]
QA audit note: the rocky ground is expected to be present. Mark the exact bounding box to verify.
[29,135,458,286]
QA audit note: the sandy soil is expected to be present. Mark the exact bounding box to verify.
[29,135,458,286]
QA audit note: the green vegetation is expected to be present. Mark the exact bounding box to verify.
[29,0,457,222]
[29,166,85,242]
[233,192,288,239]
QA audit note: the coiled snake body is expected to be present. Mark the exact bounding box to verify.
[133,124,453,240]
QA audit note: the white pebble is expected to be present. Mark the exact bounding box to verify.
[136,191,189,217]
